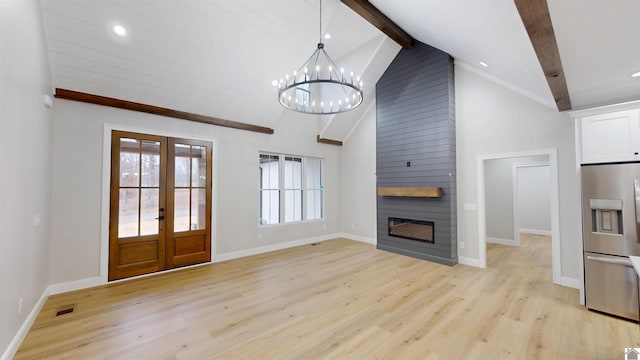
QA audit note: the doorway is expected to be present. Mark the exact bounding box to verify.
[109,130,212,280]
[477,149,562,285]
[513,162,551,245]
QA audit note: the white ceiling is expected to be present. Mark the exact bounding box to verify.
[40,0,640,139]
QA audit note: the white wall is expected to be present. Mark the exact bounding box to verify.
[0,0,53,356]
[485,155,547,242]
[518,165,551,234]
[338,104,377,243]
[456,65,581,281]
[48,100,342,284]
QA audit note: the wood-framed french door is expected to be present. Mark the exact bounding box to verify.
[109,131,212,281]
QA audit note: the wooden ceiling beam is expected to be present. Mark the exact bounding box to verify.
[340,0,414,49]
[54,88,274,134]
[316,135,343,146]
[514,0,572,111]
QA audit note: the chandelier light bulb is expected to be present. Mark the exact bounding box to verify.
[272,80,278,87]
[113,24,127,37]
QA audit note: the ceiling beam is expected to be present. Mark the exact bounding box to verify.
[54,88,274,134]
[340,0,414,49]
[514,0,571,111]
[316,135,343,146]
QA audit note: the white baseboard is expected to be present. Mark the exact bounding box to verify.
[338,233,376,245]
[458,256,485,268]
[48,276,101,295]
[486,236,517,246]
[213,233,341,263]
[557,275,580,289]
[520,228,552,236]
[1,288,50,360]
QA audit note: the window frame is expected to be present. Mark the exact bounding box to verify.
[259,152,324,226]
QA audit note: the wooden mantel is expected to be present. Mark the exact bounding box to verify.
[377,187,442,198]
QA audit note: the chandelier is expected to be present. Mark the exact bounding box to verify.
[273,0,363,115]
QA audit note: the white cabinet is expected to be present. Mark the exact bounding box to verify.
[581,109,640,164]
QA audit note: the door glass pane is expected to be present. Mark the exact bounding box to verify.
[192,146,207,187]
[140,188,159,236]
[141,141,160,187]
[118,188,139,237]
[191,189,206,230]
[120,138,140,187]
[174,189,190,232]
[175,144,191,187]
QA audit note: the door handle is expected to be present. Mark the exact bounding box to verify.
[635,178,640,228]
[586,255,633,267]
[155,215,165,220]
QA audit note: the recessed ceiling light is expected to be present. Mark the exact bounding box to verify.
[324,33,331,40]
[113,24,127,37]
[479,61,488,67]
[632,71,640,78]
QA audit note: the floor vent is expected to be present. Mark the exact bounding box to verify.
[55,304,76,317]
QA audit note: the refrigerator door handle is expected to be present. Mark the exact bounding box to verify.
[586,255,633,267]
[635,178,640,229]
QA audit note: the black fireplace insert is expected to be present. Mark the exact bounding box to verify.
[388,217,434,243]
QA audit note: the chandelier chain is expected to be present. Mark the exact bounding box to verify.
[319,0,323,43]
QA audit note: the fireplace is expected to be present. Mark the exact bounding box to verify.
[376,41,456,266]
[388,217,434,243]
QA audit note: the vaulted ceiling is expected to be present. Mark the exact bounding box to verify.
[40,0,640,140]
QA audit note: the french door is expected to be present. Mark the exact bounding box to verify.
[109,131,212,281]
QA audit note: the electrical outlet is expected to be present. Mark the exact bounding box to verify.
[323,224,327,230]
[351,224,355,229]
[33,215,41,227]
[459,242,465,249]
[257,233,262,240]
[18,297,23,314]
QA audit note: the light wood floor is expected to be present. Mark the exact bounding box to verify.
[15,235,640,359]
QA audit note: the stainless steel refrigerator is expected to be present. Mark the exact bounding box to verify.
[582,162,640,321]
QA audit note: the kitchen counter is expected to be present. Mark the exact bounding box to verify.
[631,256,640,277]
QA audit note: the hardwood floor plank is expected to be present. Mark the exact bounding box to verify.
[14,235,640,359]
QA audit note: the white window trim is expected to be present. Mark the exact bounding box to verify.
[259,152,324,226]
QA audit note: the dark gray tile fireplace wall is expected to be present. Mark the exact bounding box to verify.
[376,41,457,266]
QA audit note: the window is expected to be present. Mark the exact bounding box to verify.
[259,153,324,225]
[259,154,280,225]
